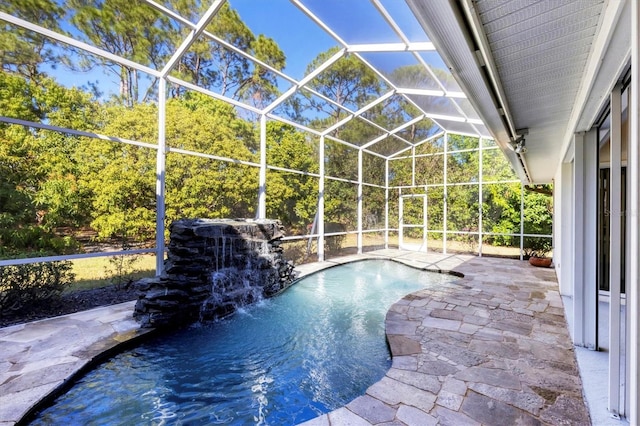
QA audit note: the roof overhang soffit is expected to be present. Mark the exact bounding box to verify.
[405,0,529,182]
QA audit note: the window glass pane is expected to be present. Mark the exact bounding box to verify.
[230,0,338,81]
[266,121,319,174]
[307,52,389,111]
[483,138,498,148]
[435,119,477,135]
[331,116,386,146]
[402,195,425,226]
[362,231,387,253]
[362,52,440,90]
[166,155,257,221]
[396,118,442,145]
[281,239,317,265]
[419,52,462,92]
[448,134,479,151]
[475,124,493,139]
[415,135,445,154]
[523,185,553,236]
[370,94,421,132]
[453,98,481,121]
[447,233,479,255]
[481,236,521,258]
[324,234,350,259]
[388,190,399,228]
[408,94,464,119]
[0,126,158,259]
[271,88,351,131]
[362,152,386,186]
[368,136,411,157]
[379,0,430,42]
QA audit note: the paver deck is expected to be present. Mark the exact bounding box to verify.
[0,251,590,425]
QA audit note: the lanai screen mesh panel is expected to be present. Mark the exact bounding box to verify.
[0,0,552,268]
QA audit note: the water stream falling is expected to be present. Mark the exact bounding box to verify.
[134,219,297,328]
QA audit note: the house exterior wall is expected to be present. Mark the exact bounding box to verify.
[554,161,574,297]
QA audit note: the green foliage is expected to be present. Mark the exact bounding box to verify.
[0,3,555,265]
[164,94,259,223]
[68,0,173,105]
[523,236,552,259]
[168,2,285,107]
[0,227,78,259]
[307,49,381,114]
[0,72,96,254]
[296,47,382,128]
[482,183,521,246]
[0,261,75,314]
[104,242,140,290]
[265,122,319,233]
[0,0,67,80]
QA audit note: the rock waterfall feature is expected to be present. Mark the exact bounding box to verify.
[134,219,297,328]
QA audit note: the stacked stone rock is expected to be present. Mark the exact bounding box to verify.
[134,218,297,328]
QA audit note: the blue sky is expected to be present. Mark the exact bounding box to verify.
[45,0,339,99]
[42,0,442,102]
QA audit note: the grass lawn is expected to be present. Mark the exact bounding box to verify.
[66,234,527,292]
[67,253,157,292]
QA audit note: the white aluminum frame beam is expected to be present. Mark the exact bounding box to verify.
[346,42,435,52]
[318,136,326,261]
[0,12,160,78]
[396,88,466,98]
[629,1,640,421]
[573,131,598,349]
[385,159,390,249]
[357,150,364,254]
[443,132,448,254]
[609,84,623,417]
[155,79,167,274]
[558,161,574,296]
[0,117,158,149]
[258,114,268,219]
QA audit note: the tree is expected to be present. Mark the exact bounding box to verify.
[68,0,173,106]
[163,93,259,223]
[0,0,67,81]
[265,121,318,233]
[301,47,382,127]
[237,34,286,109]
[168,2,285,108]
[0,72,95,256]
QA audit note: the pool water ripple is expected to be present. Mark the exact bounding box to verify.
[32,260,457,425]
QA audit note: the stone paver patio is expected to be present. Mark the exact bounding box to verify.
[301,251,590,425]
[0,250,590,425]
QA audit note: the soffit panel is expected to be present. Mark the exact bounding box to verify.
[404,0,515,169]
[473,0,605,182]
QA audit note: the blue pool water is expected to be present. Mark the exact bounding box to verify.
[33,260,457,425]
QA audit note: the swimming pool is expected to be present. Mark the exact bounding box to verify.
[33,260,458,425]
